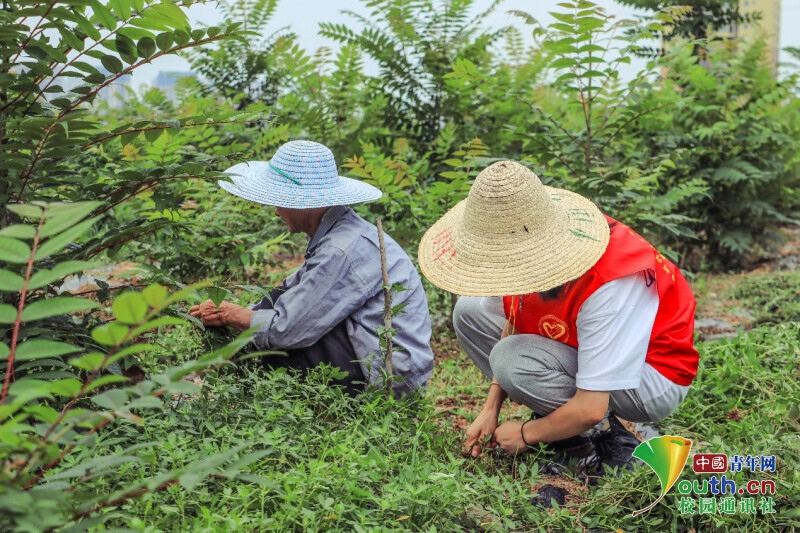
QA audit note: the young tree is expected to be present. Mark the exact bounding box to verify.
[617,0,756,57]
[0,1,265,529]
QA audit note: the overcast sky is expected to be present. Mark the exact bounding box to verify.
[132,0,800,87]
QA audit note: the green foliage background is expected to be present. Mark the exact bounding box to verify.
[1,0,799,531]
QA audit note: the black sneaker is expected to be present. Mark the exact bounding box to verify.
[585,412,642,476]
[538,434,594,475]
[525,412,595,475]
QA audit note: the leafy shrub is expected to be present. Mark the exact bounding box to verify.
[0,0,285,529]
[0,0,291,283]
[0,202,262,532]
[186,0,290,108]
[320,0,510,159]
[638,38,800,269]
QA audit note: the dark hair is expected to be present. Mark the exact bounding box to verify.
[538,283,566,301]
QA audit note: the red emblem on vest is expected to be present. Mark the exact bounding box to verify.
[539,315,569,342]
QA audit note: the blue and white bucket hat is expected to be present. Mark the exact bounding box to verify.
[219,140,383,208]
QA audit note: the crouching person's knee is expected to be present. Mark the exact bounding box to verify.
[488,338,529,403]
[452,296,482,339]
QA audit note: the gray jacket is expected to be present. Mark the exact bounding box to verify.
[249,206,434,393]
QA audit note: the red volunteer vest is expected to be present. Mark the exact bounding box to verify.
[503,216,699,386]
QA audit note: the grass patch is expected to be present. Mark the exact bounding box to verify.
[729,272,800,325]
[589,323,800,532]
[42,324,800,532]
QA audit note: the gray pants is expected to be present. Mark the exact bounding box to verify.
[453,296,686,423]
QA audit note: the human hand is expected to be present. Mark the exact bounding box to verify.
[464,410,499,458]
[494,421,529,456]
[188,300,253,332]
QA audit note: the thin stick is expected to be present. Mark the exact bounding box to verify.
[376,218,393,394]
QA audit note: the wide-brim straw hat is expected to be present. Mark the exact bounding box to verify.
[418,161,610,296]
[219,140,382,208]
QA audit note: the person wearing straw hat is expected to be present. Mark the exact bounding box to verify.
[418,160,698,473]
[190,140,434,395]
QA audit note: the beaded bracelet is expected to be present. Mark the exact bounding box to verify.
[520,419,536,447]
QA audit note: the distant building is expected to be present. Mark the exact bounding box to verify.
[720,0,782,70]
[97,77,130,109]
[43,69,130,110]
[151,71,196,100]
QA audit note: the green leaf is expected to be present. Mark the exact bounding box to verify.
[142,284,168,307]
[84,374,129,392]
[126,396,163,409]
[35,216,99,260]
[173,29,190,45]
[74,11,102,41]
[90,0,117,30]
[100,54,125,74]
[49,378,82,397]
[550,12,576,25]
[112,292,148,325]
[15,340,82,362]
[0,237,32,264]
[28,261,96,290]
[120,131,139,145]
[46,451,140,481]
[91,322,130,346]
[577,43,606,54]
[15,358,70,372]
[21,297,98,322]
[550,22,576,33]
[576,17,605,33]
[108,0,131,21]
[24,404,60,423]
[155,32,174,50]
[58,25,85,51]
[27,43,68,63]
[144,128,164,143]
[41,202,102,238]
[108,343,155,362]
[6,205,43,219]
[0,225,36,239]
[207,287,228,307]
[6,379,53,405]
[115,35,138,64]
[137,37,156,59]
[84,72,107,84]
[0,269,25,292]
[70,352,107,371]
[550,57,579,70]
[130,3,184,31]
[0,304,17,324]
[555,72,578,83]
[91,388,128,410]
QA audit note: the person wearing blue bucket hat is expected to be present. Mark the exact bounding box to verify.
[190,140,434,395]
